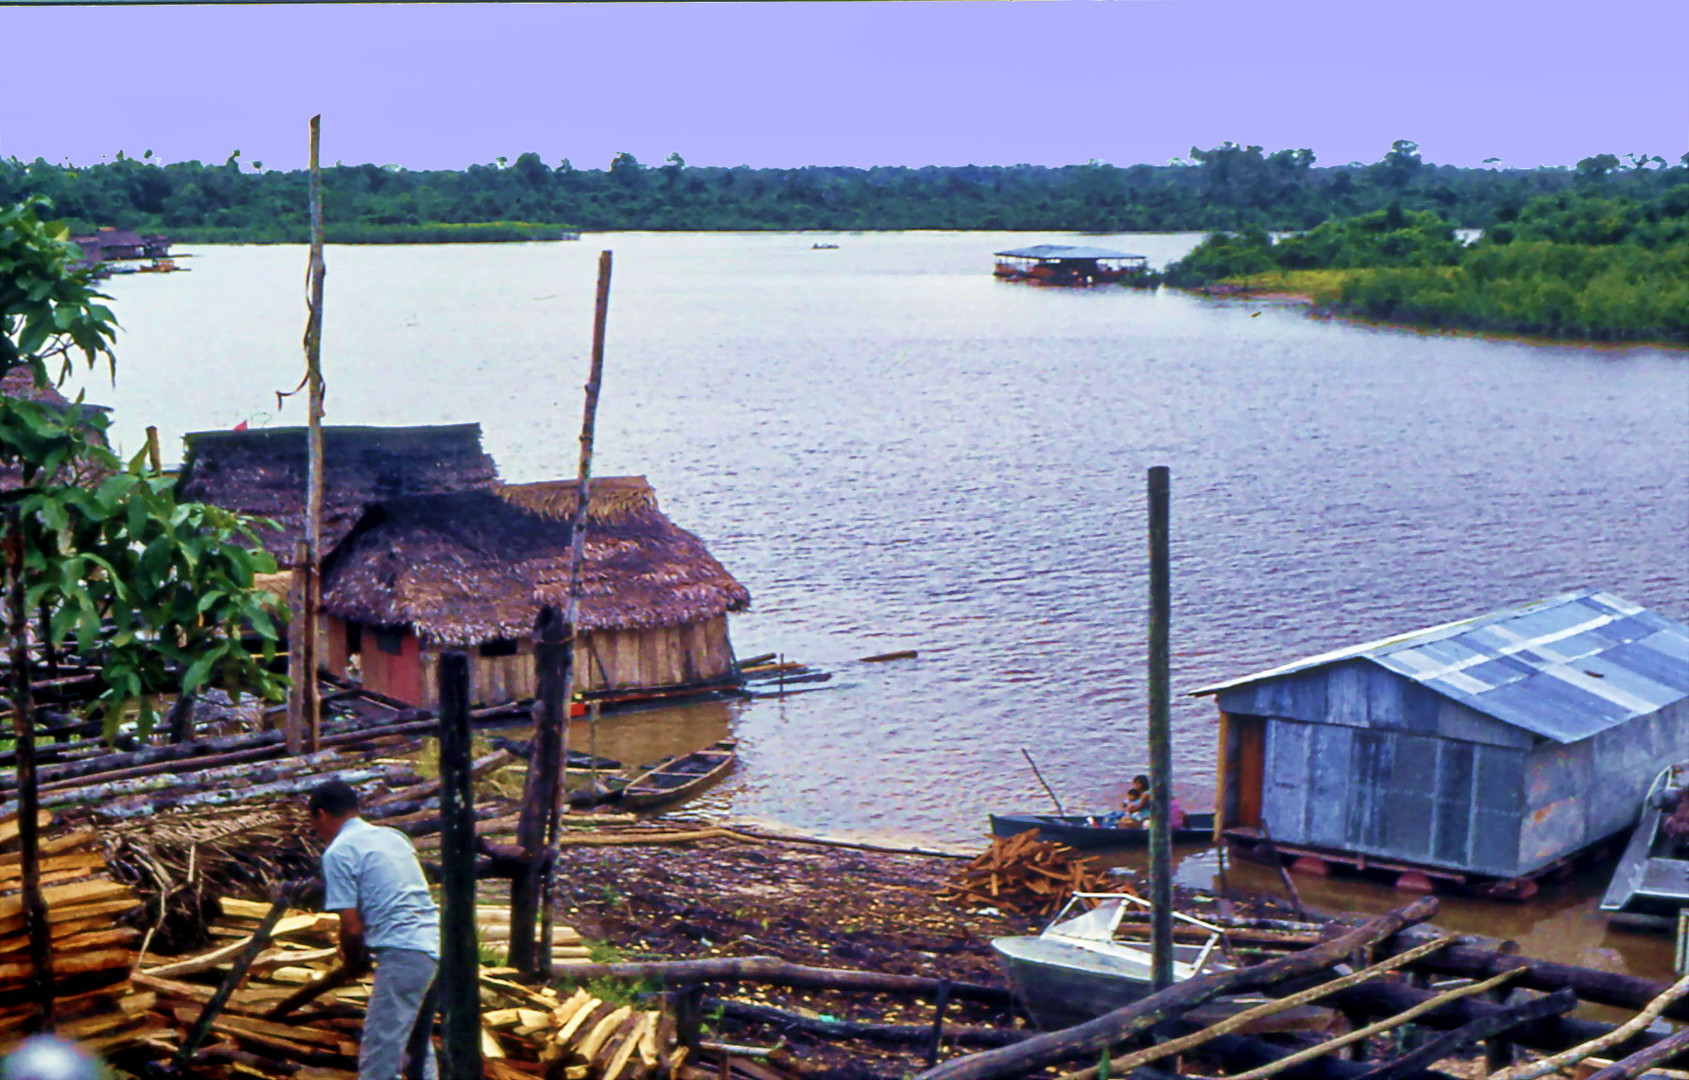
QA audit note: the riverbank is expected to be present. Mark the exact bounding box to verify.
[1190,273,1689,351]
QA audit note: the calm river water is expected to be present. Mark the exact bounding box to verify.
[76,232,1689,972]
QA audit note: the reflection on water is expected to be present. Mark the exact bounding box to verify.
[79,232,1689,974]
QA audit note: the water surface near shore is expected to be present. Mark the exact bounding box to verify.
[78,233,1689,968]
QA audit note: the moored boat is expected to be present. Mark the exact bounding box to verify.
[989,811,1218,849]
[1600,762,1689,928]
[618,738,738,811]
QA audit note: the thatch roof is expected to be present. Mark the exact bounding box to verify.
[320,477,751,645]
[176,424,499,559]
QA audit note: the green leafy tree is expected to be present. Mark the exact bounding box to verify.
[1,196,286,736]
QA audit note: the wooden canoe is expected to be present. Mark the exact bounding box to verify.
[617,739,737,812]
[989,812,1218,850]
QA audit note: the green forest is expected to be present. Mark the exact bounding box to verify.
[1165,183,1689,344]
[4,141,1685,240]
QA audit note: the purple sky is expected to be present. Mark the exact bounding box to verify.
[3,1,1685,172]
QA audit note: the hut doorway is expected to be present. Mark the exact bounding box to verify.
[1218,712,1265,831]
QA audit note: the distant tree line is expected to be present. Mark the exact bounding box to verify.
[1165,183,1689,344]
[3,141,1685,240]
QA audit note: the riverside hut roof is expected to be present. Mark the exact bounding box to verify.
[320,477,751,645]
[1192,590,1689,745]
[994,244,1145,260]
[176,424,499,558]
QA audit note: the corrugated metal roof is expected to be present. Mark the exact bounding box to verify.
[1191,591,1689,744]
[993,244,1145,260]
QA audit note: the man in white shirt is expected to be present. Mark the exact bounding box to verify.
[310,780,441,1080]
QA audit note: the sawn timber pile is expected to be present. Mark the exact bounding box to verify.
[0,810,157,1058]
[935,831,1116,917]
[137,898,688,1080]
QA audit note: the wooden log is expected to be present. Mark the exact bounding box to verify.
[1489,975,1689,1080]
[510,606,566,978]
[912,896,1439,1080]
[1055,935,1463,1080]
[1223,969,1525,1080]
[1352,988,1578,1080]
[1391,936,1689,1023]
[710,998,1024,1048]
[1583,1026,1689,1080]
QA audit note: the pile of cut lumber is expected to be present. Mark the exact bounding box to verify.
[935,831,1116,917]
[481,972,672,1080]
[0,811,156,1058]
[136,895,675,1080]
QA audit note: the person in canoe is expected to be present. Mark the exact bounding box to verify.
[1099,775,1185,829]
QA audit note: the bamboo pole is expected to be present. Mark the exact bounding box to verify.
[1019,748,1067,817]
[436,652,480,1080]
[1056,936,1462,1080]
[1147,464,1172,991]
[1220,968,1524,1080]
[537,249,614,979]
[301,113,327,755]
[1351,989,1577,1080]
[1489,974,1689,1080]
[6,522,52,1033]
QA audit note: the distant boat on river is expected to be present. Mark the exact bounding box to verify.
[993,244,1150,286]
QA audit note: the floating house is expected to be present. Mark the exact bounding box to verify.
[1195,591,1689,896]
[176,424,750,709]
[72,227,171,266]
[993,244,1150,286]
[319,479,750,709]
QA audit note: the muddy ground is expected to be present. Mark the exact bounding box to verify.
[537,820,1300,1080]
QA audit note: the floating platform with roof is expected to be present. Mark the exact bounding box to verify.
[993,244,1150,286]
[1194,590,1689,899]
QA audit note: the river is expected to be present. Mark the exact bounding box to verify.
[75,232,1689,973]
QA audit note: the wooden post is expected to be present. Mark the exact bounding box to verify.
[144,425,162,473]
[511,605,567,977]
[285,540,308,756]
[1146,465,1173,992]
[537,249,614,979]
[7,524,52,1033]
[925,978,953,1067]
[436,652,480,1080]
[301,113,327,756]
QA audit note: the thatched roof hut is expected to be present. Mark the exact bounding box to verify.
[176,424,499,559]
[321,477,751,646]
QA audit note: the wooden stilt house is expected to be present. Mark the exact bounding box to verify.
[1196,590,1689,895]
[318,478,750,708]
[176,424,751,709]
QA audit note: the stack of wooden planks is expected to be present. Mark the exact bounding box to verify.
[135,895,685,1080]
[935,831,1116,917]
[0,811,156,1058]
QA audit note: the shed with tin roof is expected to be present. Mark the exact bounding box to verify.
[1194,590,1689,894]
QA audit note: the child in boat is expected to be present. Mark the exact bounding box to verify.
[1115,776,1188,829]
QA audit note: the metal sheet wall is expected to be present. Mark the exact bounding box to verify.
[1262,717,1526,876]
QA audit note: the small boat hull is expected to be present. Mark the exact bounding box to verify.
[989,812,1217,850]
[1601,763,1689,929]
[619,738,738,811]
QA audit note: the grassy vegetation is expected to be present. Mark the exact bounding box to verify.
[1168,187,1689,344]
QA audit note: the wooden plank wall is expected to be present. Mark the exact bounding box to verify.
[406,616,737,708]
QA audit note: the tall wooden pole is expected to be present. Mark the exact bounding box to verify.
[7,522,53,1031]
[437,651,480,1079]
[290,114,327,755]
[537,249,613,978]
[511,605,566,977]
[1147,465,1173,991]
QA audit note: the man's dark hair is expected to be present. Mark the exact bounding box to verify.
[1132,774,1151,789]
[309,779,359,817]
